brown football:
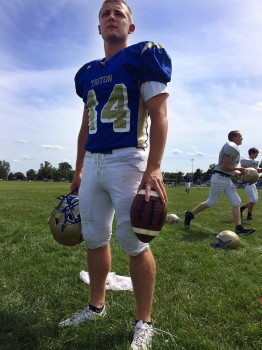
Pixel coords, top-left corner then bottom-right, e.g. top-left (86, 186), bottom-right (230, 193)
top-left (130, 188), bottom-right (167, 243)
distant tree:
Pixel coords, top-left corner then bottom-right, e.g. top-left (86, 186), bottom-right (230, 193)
top-left (58, 162), bottom-right (73, 181)
top-left (193, 168), bottom-right (203, 183)
top-left (163, 171), bottom-right (184, 185)
top-left (163, 172), bottom-right (175, 183)
top-left (175, 171), bottom-right (183, 184)
top-left (0, 160), bottom-right (10, 179)
top-left (37, 161), bottom-right (54, 180)
top-left (67, 170), bottom-right (75, 182)
top-left (8, 172), bottom-right (15, 181)
top-left (203, 163), bottom-right (216, 182)
top-left (52, 169), bottom-right (61, 182)
top-left (58, 162), bottom-right (72, 171)
top-left (26, 169), bottom-right (37, 181)
top-left (14, 172), bottom-right (25, 180)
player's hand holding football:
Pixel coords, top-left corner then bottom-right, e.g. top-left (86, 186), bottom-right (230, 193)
top-left (237, 167), bottom-right (248, 175)
top-left (138, 167), bottom-right (167, 203)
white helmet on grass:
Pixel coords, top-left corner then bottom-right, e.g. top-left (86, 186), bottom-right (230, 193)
top-left (165, 213), bottom-right (180, 224)
top-left (211, 230), bottom-right (240, 249)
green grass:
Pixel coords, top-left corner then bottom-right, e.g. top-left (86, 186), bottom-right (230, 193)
top-left (0, 182), bottom-right (262, 349)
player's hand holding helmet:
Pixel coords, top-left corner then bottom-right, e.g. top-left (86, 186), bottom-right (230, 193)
top-left (48, 191), bottom-right (83, 246)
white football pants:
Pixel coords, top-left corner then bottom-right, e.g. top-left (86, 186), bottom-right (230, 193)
top-left (205, 173), bottom-right (241, 207)
top-left (244, 183), bottom-right (258, 203)
top-left (78, 147), bottom-right (150, 256)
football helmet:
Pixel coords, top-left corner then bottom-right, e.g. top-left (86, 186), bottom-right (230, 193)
top-left (165, 213), bottom-right (180, 224)
top-left (211, 230), bottom-right (240, 249)
top-left (48, 192), bottom-right (83, 246)
top-left (241, 167), bottom-right (259, 184)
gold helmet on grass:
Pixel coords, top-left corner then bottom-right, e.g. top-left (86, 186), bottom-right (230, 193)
top-left (48, 191), bottom-right (83, 246)
top-left (211, 230), bottom-right (240, 250)
top-left (165, 213), bottom-right (180, 224)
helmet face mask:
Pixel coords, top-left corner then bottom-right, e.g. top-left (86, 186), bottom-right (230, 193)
top-left (49, 193), bottom-right (83, 246)
top-left (211, 230), bottom-right (240, 250)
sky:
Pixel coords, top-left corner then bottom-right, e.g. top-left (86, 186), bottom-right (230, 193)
top-left (0, 0), bottom-right (261, 175)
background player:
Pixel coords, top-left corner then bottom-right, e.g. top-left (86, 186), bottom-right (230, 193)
top-left (184, 172), bottom-right (192, 194)
top-left (196, 178), bottom-right (201, 189)
top-left (240, 147), bottom-right (262, 220)
top-left (184, 131), bottom-right (256, 236)
top-left (58, 1), bottom-right (172, 349)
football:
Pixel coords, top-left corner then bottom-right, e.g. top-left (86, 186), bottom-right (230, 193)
top-left (166, 213), bottom-right (180, 224)
top-left (130, 188), bottom-right (167, 243)
top-left (241, 167), bottom-right (259, 184)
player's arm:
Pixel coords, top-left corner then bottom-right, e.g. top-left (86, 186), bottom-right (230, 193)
top-left (71, 107), bottom-right (89, 193)
top-left (138, 93), bottom-right (168, 203)
top-left (221, 155), bottom-right (246, 175)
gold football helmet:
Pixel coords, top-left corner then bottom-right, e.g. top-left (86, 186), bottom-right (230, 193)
top-left (241, 167), bottom-right (259, 184)
top-left (165, 213), bottom-right (180, 224)
top-left (49, 192), bottom-right (83, 246)
top-left (211, 230), bottom-right (240, 249)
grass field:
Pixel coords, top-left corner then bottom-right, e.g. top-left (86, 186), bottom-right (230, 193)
top-left (0, 181), bottom-right (261, 350)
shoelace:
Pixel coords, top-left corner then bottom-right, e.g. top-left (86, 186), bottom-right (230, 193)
top-left (92, 154), bottom-right (106, 174)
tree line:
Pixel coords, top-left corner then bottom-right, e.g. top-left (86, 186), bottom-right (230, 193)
top-left (0, 160), bottom-right (75, 182)
top-left (0, 160), bottom-right (217, 184)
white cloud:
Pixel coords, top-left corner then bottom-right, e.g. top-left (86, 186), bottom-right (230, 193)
top-left (16, 139), bottom-right (29, 144)
top-left (171, 149), bottom-right (183, 155)
top-left (39, 145), bottom-right (66, 150)
top-left (187, 152), bottom-right (207, 157)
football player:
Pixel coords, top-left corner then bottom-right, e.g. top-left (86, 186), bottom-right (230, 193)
top-left (184, 131), bottom-right (256, 236)
top-left (184, 172), bottom-right (192, 194)
top-left (240, 147), bottom-right (262, 220)
top-left (196, 178), bottom-right (201, 189)
top-left (58, 1), bottom-right (172, 349)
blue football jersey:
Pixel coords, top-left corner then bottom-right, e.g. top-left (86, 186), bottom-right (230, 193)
top-left (184, 175), bottom-right (192, 182)
top-left (75, 41), bottom-right (172, 152)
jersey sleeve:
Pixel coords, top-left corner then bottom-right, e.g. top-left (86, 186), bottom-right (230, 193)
top-left (139, 41), bottom-right (172, 84)
top-left (75, 65), bottom-right (85, 98)
top-left (75, 60), bottom-right (98, 98)
top-left (140, 81), bottom-right (169, 101)
top-left (224, 142), bottom-right (239, 157)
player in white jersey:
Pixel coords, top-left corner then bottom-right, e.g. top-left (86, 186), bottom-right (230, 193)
top-left (240, 148), bottom-right (262, 220)
top-left (184, 131), bottom-right (256, 236)
top-left (58, 1), bottom-right (172, 348)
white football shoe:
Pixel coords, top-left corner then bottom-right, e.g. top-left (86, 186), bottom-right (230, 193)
top-left (58, 306), bottom-right (106, 327)
top-left (131, 321), bottom-right (153, 350)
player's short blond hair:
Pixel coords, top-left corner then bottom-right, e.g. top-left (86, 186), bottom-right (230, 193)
top-left (99, 0), bottom-right (133, 23)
